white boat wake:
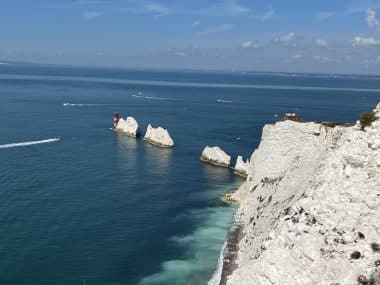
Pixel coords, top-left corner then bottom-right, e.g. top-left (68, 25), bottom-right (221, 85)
top-left (217, 99), bottom-right (233, 103)
top-left (0, 138), bottom-right (60, 149)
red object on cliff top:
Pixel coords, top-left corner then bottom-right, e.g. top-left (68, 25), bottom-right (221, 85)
top-left (113, 112), bottom-right (120, 127)
top-left (283, 113), bottom-right (302, 122)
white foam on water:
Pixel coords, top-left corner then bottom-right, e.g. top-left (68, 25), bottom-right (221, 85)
top-left (132, 94), bottom-right (177, 101)
top-left (0, 138), bottom-right (60, 149)
top-left (217, 99), bottom-right (233, 103)
top-left (217, 99), bottom-right (248, 104)
top-left (208, 242), bottom-right (226, 285)
top-left (63, 103), bottom-right (103, 107)
top-left (138, 183), bottom-right (238, 285)
top-left (63, 102), bottom-right (131, 107)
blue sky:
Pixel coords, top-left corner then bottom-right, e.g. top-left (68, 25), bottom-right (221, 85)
top-left (1, 0), bottom-right (380, 73)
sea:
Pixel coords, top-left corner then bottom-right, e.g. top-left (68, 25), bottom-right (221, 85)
top-left (0, 64), bottom-right (379, 285)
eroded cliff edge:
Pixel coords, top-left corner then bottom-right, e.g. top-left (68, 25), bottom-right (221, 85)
top-left (224, 103), bottom-right (380, 285)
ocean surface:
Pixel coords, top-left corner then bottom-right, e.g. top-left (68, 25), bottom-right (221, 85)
top-left (0, 64), bottom-right (379, 285)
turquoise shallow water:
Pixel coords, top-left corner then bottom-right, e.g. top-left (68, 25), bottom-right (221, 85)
top-left (0, 64), bottom-right (379, 285)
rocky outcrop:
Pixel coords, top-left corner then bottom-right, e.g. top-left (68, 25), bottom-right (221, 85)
top-left (115, 116), bottom-right (140, 137)
top-left (234, 156), bottom-right (250, 177)
top-left (222, 103), bottom-right (380, 285)
top-left (200, 146), bottom-right (231, 167)
top-left (143, 124), bottom-right (174, 148)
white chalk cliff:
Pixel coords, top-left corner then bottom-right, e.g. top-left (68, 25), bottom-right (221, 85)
top-left (234, 156), bottom-right (250, 177)
top-left (224, 103), bottom-right (380, 285)
top-left (115, 116), bottom-right (140, 137)
top-left (144, 124), bottom-right (174, 148)
top-left (200, 146), bottom-right (231, 167)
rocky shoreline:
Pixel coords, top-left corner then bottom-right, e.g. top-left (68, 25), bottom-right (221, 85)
top-left (219, 225), bottom-right (243, 285)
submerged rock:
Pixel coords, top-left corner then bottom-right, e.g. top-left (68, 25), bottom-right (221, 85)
top-left (222, 193), bottom-right (240, 204)
top-left (143, 124), bottom-right (174, 148)
top-left (234, 156), bottom-right (250, 177)
top-left (200, 146), bottom-right (231, 167)
top-left (115, 116), bottom-right (140, 137)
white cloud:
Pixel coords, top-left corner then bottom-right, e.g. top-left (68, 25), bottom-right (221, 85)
top-left (313, 55), bottom-right (337, 63)
top-left (276, 32), bottom-right (296, 44)
top-left (242, 41), bottom-right (253, 48)
top-left (346, 2), bottom-right (380, 14)
top-left (242, 40), bottom-right (260, 49)
top-left (353, 36), bottom-right (380, 46)
top-left (316, 11), bottom-right (335, 20)
top-left (175, 51), bottom-right (186, 57)
top-left (192, 21), bottom-right (200, 27)
top-left (143, 3), bottom-right (169, 15)
top-left (365, 56), bottom-right (380, 63)
top-left (185, 1), bottom-right (249, 17)
top-left (292, 54), bottom-right (304, 60)
top-left (82, 11), bottom-right (103, 19)
top-left (315, 39), bottom-right (328, 48)
top-left (119, 1), bottom-right (249, 17)
top-left (197, 24), bottom-right (233, 35)
top-left (256, 9), bottom-right (275, 21)
top-left (74, 0), bottom-right (103, 5)
top-left (226, 1), bottom-right (249, 16)
top-left (366, 9), bottom-right (379, 28)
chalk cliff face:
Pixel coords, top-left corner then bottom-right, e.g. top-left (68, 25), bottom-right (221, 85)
top-left (200, 146), bottom-right (231, 167)
top-left (144, 124), bottom-right (174, 148)
top-left (115, 116), bottom-right (140, 137)
top-left (226, 103), bottom-right (380, 285)
top-left (234, 156), bottom-right (250, 177)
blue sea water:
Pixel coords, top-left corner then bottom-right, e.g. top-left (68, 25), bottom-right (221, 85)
top-left (0, 64), bottom-right (379, 285)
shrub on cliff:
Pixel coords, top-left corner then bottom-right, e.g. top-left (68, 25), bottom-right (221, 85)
top-left (359, 112), bottom-right (377, 131)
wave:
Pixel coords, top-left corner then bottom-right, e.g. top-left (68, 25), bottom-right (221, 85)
top-left (63, 103), bottom-right (128, 107)
top-left (0, 138), bottom-right (60, 149)
top-left (208, 242), bottom-right (226, 285)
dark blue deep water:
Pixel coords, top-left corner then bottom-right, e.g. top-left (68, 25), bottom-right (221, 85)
top-left (0, 64), bottom-right (379, 285)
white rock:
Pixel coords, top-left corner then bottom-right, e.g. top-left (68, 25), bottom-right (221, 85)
top-left (219, 103), bottom-right (380, 285)
top-left (200, 146), bottom-right (231, 167)
top-left (143, 124), bottom-right (174, 148)
top-left (115, 116), bottom-right (140, 137)
top-left (234, 156), bottom-right (250, 177)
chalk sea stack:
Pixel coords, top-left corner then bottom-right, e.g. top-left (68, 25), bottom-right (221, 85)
top-left (234, 156), bottom-right (250, 177)
top-left (143, 124), bottom-right (174, 148)
top-left (114, 116), bottom-right (140, 137)
top-left (200, 146), bottom-right (231, 167)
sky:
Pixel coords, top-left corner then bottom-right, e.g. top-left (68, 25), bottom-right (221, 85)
top-left (1, 0), bottom-right (380, 74)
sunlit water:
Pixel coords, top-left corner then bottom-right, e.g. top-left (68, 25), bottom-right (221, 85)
top-left (0, 64), bottom-right (379, 285)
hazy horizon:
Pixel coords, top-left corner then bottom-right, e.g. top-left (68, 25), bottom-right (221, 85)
top-left (1, 0), bottom-right (380, 74)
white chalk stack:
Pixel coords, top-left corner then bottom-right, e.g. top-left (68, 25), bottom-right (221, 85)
top-left (115, 116), bottom-right (140, 137)
top-left (200, 146), bottom-right (231, 167)
top-left (143, 124), bottom-right (174, 148)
